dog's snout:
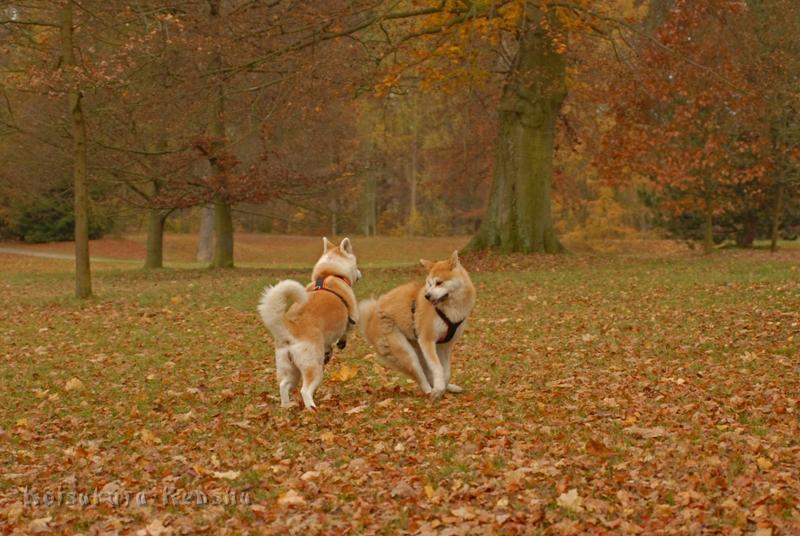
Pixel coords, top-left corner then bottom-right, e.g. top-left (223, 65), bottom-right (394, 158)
top-left (424, 292), bottom-right (432, 301)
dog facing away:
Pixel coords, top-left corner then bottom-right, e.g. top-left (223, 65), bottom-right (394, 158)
top-left (359, 250), bottom-right (475, 399)
top-left (258, 237), bottom-right (361, 409)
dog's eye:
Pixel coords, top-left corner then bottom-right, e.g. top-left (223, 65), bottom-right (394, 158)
top-left (435, 281), bottom-right (442, 286)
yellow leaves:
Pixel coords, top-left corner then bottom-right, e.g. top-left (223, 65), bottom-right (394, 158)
top-left (330, 364), bottom-right (359, 382)
top-left (424, 484), bottom-right (435, 499)
top-left (320, 431), bottom-right (335, 444)
top-left (756, 457), bottom-right (773, 471)
top-left (15, 417), bottom-right (28, 428)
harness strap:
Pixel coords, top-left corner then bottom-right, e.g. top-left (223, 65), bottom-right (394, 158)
top-left (409, 299), bottom-right (463, 344)
top-left (312, 276), bottom-right (356, 325)
top-left (435, 307), bottom-right (464, 344)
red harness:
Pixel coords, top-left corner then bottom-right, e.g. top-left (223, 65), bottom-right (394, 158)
top-left (311, 275), bottom-right (355, 325)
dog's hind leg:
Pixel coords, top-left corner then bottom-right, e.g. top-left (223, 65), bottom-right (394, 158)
top-left (276, 348), bottom-right (299, 408)
top-left (294, 342), bottom-right (324, 410)
top-left (383, 332), bottom-right (432, 395)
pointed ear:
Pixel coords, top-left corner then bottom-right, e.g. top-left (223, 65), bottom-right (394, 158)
top-left (419, 259), bottom-right (433, 271)
top-left (339, 237), bottom-right (353, 255)
top-left (323, 237), bottom-right (334, 253)
top-left (449, 250), bottom-right (460, 268)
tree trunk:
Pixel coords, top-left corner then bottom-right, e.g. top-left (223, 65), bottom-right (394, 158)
top-left (211, 198), bottom-right (233, 268)
top-left (61, 1), bottom-right (91, 298)
top-left (361, 174), bottom-right (377, 236)
top-left (207, 0), bottom-right (234, 269)
top-left (702, 198), bottom-right (714, 254)
top-left (144, 209), bottom-right (168, 269)
top-left (467, 12), bottom-right (566, 253)
top-left (196, 204), bottom-right (214, 261)
top-left (407, 93), bottom-right (419, 237)
top-left (770, 182), bottom-right (784, 252)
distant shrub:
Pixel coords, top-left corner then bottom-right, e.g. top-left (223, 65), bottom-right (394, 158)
top-left (8, 192), bottom-right (106, 243)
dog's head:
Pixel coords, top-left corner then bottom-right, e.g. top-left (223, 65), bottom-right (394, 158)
top-left (420, 250), bottom-right (470, 305)
top-left (312, 237), bottom-right (361, 285)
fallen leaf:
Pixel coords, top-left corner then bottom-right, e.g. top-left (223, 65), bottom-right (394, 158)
top-left (586, 438), bottom-right (615, 458)
top-left (211, 470), bottom-right (240, 480)
top-left (346, 404), bottom-right (368, 414)
top-left (28, 516), bottom-right (52, 533)
top-left (756, 457), bottom-right (773, 471)
top-left (65, 377), bottom-right (84, 391)
top-left (557, 488), bottom-right (584, 512)
top-left (331, 364), bottom-right (359, 382)
top-left (277, 489), bottom-right (305, 507)
top-left (624, 426), bottom-right (666, 439)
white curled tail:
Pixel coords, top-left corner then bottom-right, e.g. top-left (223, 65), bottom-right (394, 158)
top-left (257, 280), bottom-right (308, 342)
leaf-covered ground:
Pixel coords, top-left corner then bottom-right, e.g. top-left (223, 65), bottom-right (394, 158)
top-left (1, 241), bottom-right (799, 535)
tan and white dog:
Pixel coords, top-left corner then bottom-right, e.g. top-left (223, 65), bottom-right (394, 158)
top-left (359, 250), bottom-right (475, 399)
top-left (258, 237), bottom-right (360, 409)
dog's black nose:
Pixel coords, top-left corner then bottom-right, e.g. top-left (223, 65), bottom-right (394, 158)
top-left (425, 293), bottom-right (432, 300)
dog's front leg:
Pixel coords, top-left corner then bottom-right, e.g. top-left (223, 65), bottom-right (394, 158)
top-left (418, 339), bottom-right (446, 399)
top-left (439, 344), bottom-right (463, 393)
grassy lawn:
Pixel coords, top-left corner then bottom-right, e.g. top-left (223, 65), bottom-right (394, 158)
top-left (1, 237), bottom-right (799, 534)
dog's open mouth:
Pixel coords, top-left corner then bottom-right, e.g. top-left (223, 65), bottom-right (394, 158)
top-left (428, 293), bottom-right (449, 305)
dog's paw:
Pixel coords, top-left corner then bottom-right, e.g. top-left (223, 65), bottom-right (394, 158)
top-left (430, 387), bottom-right (445, 400)
top-left (446, 383), bottom-right (464, 394)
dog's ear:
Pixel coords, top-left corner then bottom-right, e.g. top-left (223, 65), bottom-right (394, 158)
top-left (449, 250), bottom-right (460, 268)
top-left (323, 237), bottom-right (335, 253)
top-left (419, 259), bottom-right (433, 271)
top-left (339, 237), bottom-right (353, 255)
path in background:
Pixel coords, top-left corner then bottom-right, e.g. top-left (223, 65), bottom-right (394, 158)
top-left (0, 234), bottom-right (471, 267)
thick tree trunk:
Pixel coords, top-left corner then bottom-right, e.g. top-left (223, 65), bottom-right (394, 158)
top-left (196, 204), bottom-right (214, 261)
top-left (770, 182), bottom-right (784, 252)
top-left (211, 198), bottom-right (233, 268)
top-left (61, 1), bottom-right (91, 298)
top-left (467, 13), bottom-right (566, 253)
top-left (207, 0), bottom-right (234, 269)
top-left (144, 209), bottom-right (168, 269)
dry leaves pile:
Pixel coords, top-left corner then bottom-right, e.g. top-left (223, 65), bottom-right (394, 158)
top-left (0, 248), bottom-right (798, 534)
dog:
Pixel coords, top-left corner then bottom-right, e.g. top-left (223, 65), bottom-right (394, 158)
top-left (359, 250), bottom-right (475, 399)
top-left (258, 237), bottom-right (361, 409)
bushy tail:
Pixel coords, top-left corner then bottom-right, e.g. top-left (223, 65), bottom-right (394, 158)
top-left (357, 298), bottom-right (378, 340)
top-left (257, 280), bottom-right (308, 342)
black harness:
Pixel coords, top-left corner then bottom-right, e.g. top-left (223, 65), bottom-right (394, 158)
top-left (312, 276), bottom-right (356, 326)
top-left (411, 300), bottom-right (464, 344)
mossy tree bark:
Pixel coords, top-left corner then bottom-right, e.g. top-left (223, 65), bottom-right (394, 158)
top-left (467, 11), bottom-right (566, 254)
top-left (61, 0), bottom-right (92, 298)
